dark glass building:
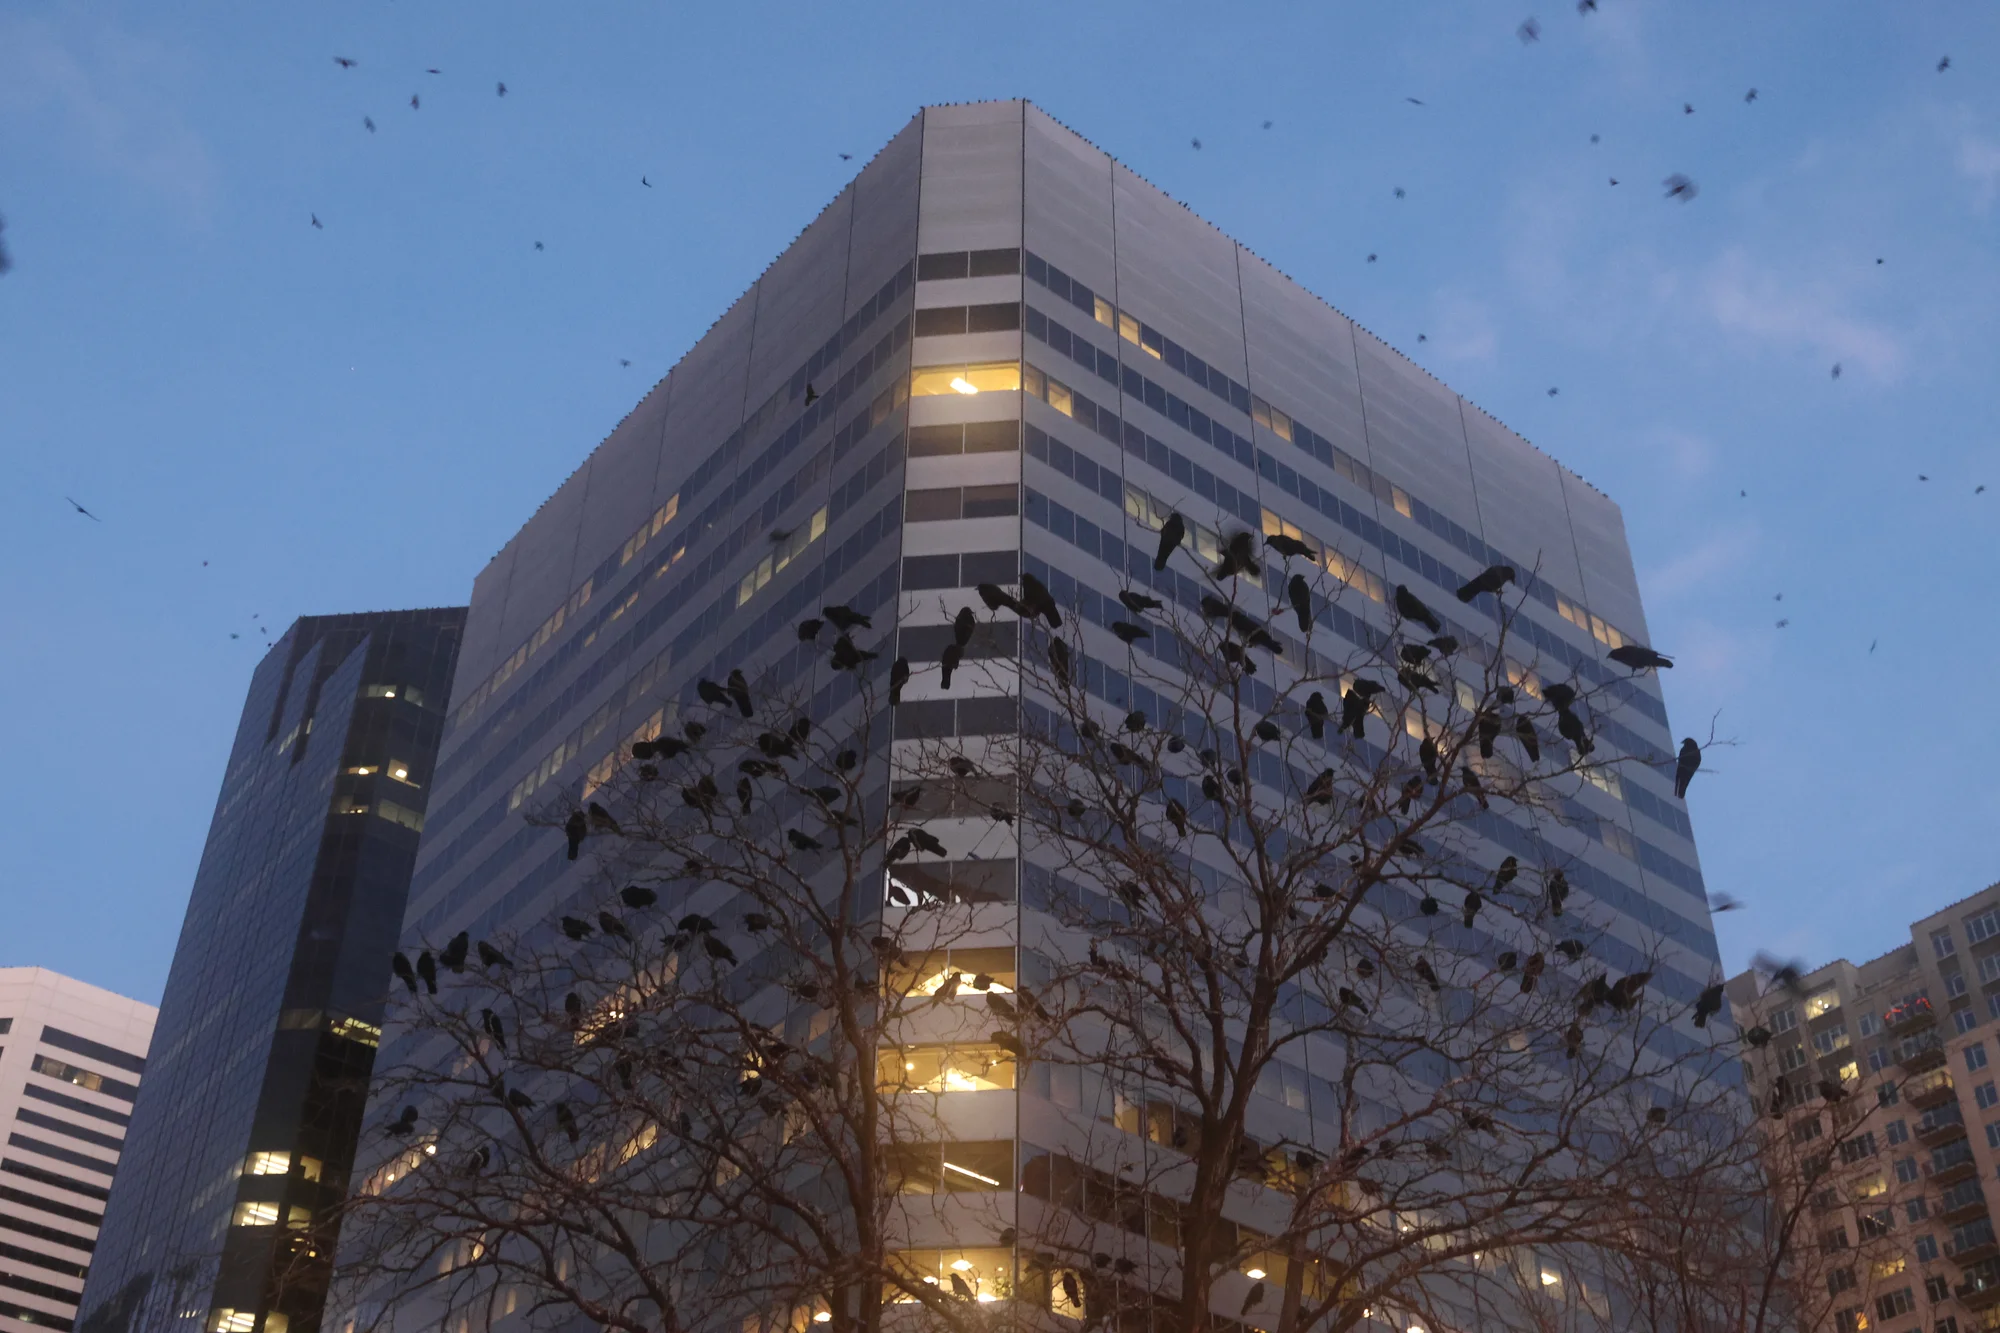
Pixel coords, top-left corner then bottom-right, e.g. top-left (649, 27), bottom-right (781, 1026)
top-left (331, 101), bottom-right (1726, 1332)
top-left (76, 609), bottom-right (466, 1333)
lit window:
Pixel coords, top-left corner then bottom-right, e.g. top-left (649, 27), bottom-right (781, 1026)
top-left (1093, 296), bottom-right (1114, 328)
top-left (298, 1156), bottom-right (323, 1182)
top-left (386, 760), bottom-right (416, 785)
top-left (245, 1152), bottom-right (290, 1176)
top-left (1805, 989), bottom-right (1842, 1019)
top-left (878, 1045), bottom-right (1017, 1093)
top-left (32, 1054), bottom-right (105, 1094)
top-left (209, 1312), bottom-right (256, 1333)
top-left (1117, 312), bottom-right (1139, 345)
top-left (266, 1317), bottom-right (290, 1333)
top-left (911, 362), bottom-right (1020, 397)
top-left (233, 1201), bottom-right (281, 1227)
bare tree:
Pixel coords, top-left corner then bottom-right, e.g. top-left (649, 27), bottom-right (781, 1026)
top-left (315, 508), bottom-right (1768, 1333)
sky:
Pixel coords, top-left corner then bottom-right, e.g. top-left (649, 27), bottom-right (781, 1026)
top-left (3, 1), bottom-right (1996, 1006)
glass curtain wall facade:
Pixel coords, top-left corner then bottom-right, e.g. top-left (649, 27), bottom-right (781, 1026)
top-left (331, 101), bottom-right (1721, 1331)
top-left (76, 609), bottom-right (467, 1333)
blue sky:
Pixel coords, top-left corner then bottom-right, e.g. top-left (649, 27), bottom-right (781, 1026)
top-left (4, 1), bottom-right (1996, 1005)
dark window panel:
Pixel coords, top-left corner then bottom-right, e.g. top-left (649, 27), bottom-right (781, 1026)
top-left (908, 425), bottom-right (964, 457)
top-left (917, 252), bottom-right (970, 281)
top-left (960, 485), bottom-right (1019, 519)
top-left (966, 302), bottom-right (1022, 333)
top-left (960, 551), bottom-right (1020, 585)
top-left (905, 489), bottom-right (963, 523)
top-left (962, 421), bottom-right (1019, 453)
top-left (968, 248), bottom-right (1021, 277)
top-left (901, 555), bottom-right (961, 589)
top-left (915, 306), bottom-right (969, 337)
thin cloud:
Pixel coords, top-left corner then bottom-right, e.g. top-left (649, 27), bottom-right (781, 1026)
top-left (1427, 291), bottom-right (1499, 363)
top-left (0, 16), bottom-right (217, 221)
top-left (1643, 524), bottom-right (1759, 602)
top-left (1698, 247), bottom-right (1905, 381)
top-left (1958, 132), bottom-right (2000, 211)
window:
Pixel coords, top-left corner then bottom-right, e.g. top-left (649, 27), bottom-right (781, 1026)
top-left (1938, 928), bottom-right (1960, 958)
top-left (1916, 1234), bottom-right (1941, 1263)
top-left (1792, 1116), bottom-right (1825, 1145)
top-left (1981, 954), bottom-right (2000, 985)
top-left (31, 1054), bottom-right (138, 1101)
top-left (913, 302), bottom-right (1022, 337)
top-left (1859, 1012), bottom-right (1882, 1038)
top-left (883, 1141), bottom-right (1017, 1193)
top-left (1821, 1224), bottom-right (1850, 1253)
top-left (209, 1313), bottom-right (256, 1333)
top-left (892, 949), bottom-right (1019, 1001)
top-left (1874, 1256), bottom-right (1909, 1280)
top-left (1888, 1119), bottom-right (1910, 1145)
top-left (1925, 1274), bottom-right (1950, 1303)
top-left (1772, 1007), bottom-right (1800, 1033)
top-left (1881, 1081), bottom-right (1903, 1106)
top-left (1971, 907), bottom-right (2000, 945)
top-left (1987, 991), bottom-right (2000, 1021)
top-left (1950, 971), bottom-right (1971, 997)
top-left (1840, 1132), bottom-right (1879, 1164)
top-left (1779, 1045), bottom-right (1809, 1072)
top-left (1990, 1122), bottom-right (2000, 1150)
top-left (1897, 1156), bottom-right (1921, 1183)
top-left (1977, 1081), bottom-right (1998, 1110)
top-left (1876, 1288), bottom-right (1915, 1320)
top-left (1855, 1176), bottom-right (1890, 1204)
top-left (1968, 1043), bottom-right (1989, 1072)
top-left (1959, 1008), bottom-right (1981, 1034)
top-left (916, 247), bottom-right (1020, 280)
top-left (1858, 1207), bottom-right (1894, 1238)
top-left (1815, 1025), bottom-right (1852, 1056)
top-left (232, 1201), bottom-right (279, 1227)
top-left (1807, 990), bottom-right (1843, 1019)
top-left (878, 1044), bottom-right (1017, 1093)
top-left (0, 1018), bottom-right (10, 1034)
top-left (244, 1152), bottom-right (290, 1176)
top-left (1870, 1048), bottom-right (1890, 1073)
top-left (1942, 1317), bottom-right (1963, 1333)
top-left (1827, 1267), bottom-right (1856, 1296)
top-left (736, 506), bottom-right (829, 604)
top-left (908, 421), bottom-right (1019, 456)
top-left (1909, 1197), bottom-right (1930, 1222)
top-left (911, 361), bottom-right (1022, 398)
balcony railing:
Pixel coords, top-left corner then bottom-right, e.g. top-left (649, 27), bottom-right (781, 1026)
top-left (1960, 1275), bottom-right (2000, 1311)
top-left (1930, 1157), bottom-right (1980, 1188)
top-left (1908, 1070), bottom-right (1959, 1109)
top-left (1900, 1036), bottom-right (1950, 1073)
top-left (1954, 1235), bottom-right (2000, 1268)
top-left (1886, 998), bottom-right (1937, 1035)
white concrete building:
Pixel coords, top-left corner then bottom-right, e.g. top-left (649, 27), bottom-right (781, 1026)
top-left (0, 969), bottom-right (157, 1333)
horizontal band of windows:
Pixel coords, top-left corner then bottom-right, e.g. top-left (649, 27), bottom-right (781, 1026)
top-left (900, 549), bottom-right (1019, 591)
top-left (891, 696), bottom-right (1017, 740)
top-left (1, 1159), bottom-right (111, 1203)
top-left (36, 1028), bottom-right (145, 1076)
top-left (911, 362), bottom-right (1019, 398)
top-left (13, 1112), bottom-right (121, 1156)
top-left (0, 1297), bottom-right (75, 1333)
top-left (905, 485), bottom-right (1019, 523)
top-left (909, 422), bottom-right (1019, 457)
top-left (1016, 540), bottom-right (1718, 965)
top-left (19, 1084), bottom-right (130, 1128)
top-left (913, 303), bottom-right (1020, 337)
top-left (881, 1140), bottom-right (1015, 1192)
top-left (448, 270), bottom-right (914, 733)
top-left (887, 858), bottom-right (1017, 907)
top-left (897, 620), bottom-right (1016, 661)
top-left (0, 1213), bottom-right (94, 1256)
top-left (0, 1269), bottom-right (82, 1306)
top-left (1026, 298), bottom-right (1666, 731)
top-left (7, 1136), bottom-right (115, 1179)
top-left (29, 1056), bottom-right (137, 1103)
top-left (916, 248), bottom-right (1021, 281)
top-left (0, 1238), bottom-right (88, 1281)
top-left (0, 1184), bottom-right (102, 1229)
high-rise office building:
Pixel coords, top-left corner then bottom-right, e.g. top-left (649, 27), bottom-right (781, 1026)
top-left (1728, 880), bottom-right (2000, 1333)
top-left (337, 100), bottom-right (1721, 1329)
top-left (0, 969), bottom-right (156, 1333)
top-left (76, 610), bottom-right (466, 1333)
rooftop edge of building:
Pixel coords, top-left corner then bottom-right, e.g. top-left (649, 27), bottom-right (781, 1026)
top-left (486, 97), bottom-right (1614, 570)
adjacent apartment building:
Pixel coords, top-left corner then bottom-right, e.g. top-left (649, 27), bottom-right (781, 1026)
top-left (1729, 880), bottom-right (2000, 1333)
top-left (74, 610), bottom-right (465, 1333)
top-left (330, 100), bottom-right (1722, 1331)
top-left (0, 968), bottom-right (157, 1333)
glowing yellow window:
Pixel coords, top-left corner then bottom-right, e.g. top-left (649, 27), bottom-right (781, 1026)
top-left (893, 948), bottom-right (1019, 999)
top-left (878, 1044), bottom-right (1017, 1092)
top-left (911, 362), bottom-right (1021, 397)
top-left (244, 1152), bottom-right (290, 1177)
top-left (233, 1201), bottom-right (281, 1227)
top-left (1805, 989), bottom-right (1841, 1019)
top-left (208, 1312), bottom-right (257, 1333)
top-left (298, 1156), bottom-right (324, 1182)
top-left (1093, 296), bottom-right (1115, 328)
